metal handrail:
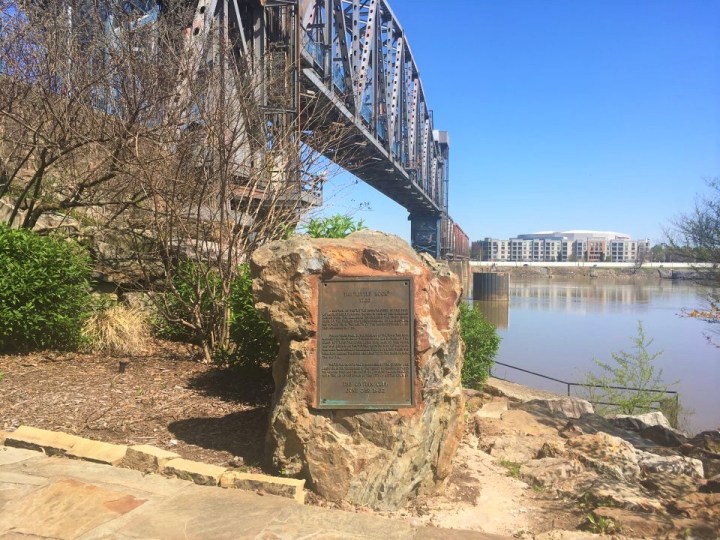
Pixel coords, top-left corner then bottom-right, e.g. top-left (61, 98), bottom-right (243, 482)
top-left (491, 360), bottom-right (679, 422)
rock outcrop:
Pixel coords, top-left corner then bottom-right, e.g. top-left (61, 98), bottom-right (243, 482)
top-left (251, 231), bottom-right (465, 511)
top-left (472, 382), bottom-right (720, 538)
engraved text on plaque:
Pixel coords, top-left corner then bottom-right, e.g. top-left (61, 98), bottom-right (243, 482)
top-left (317, 278), bottom-right (414, 409)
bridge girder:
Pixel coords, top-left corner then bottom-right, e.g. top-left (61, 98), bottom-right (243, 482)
top-left (298, 0), bottom-right (448, 218)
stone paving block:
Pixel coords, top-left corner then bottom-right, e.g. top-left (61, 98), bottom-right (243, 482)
top-left (162, 458), bottom-right (226, 486)
top-left (121, 445), bottom-right (180, 473)
top-left (66, 438), bottom-right (127, 466)
top-left (0, 447), bottom-right (42, 466)
top-left (220, 471), bottom-right (306, 504)
top-left (0, 471), bottom-right (49, 486)
top-left (0, 478), bottom-right (146, 539)
top-left (4, 426), bottom-right (81, 456)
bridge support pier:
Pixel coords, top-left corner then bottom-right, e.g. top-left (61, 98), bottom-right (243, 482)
top-left (409, 213), bottom-right (441, 259)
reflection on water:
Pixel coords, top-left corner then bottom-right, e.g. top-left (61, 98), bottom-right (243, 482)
top-left (480, 278), bottom-right (719, 434)
top-left (510, 281), bottom-right (651, 310)
top-left (474, 300), bottom-right (509, 329)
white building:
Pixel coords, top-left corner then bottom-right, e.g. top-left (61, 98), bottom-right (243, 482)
top-left (474, 231), bottom-right (650, 262)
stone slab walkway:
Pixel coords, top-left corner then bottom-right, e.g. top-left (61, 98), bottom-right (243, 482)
top-left (0, 446), bottom-right (506, 540)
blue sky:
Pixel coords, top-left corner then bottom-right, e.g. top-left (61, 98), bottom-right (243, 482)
top-left (317, 0), bottom-right (720, 244)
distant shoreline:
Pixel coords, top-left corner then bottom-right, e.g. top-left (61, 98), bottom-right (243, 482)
top-left (468, 262), bottom-right (703, 281)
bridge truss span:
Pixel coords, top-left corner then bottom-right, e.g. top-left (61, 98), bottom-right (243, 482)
top-left (298, 0), bottom-right (468, 259)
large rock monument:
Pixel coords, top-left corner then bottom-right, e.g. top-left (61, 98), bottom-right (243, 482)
top-left (251, 231), bottom-right (465, 510)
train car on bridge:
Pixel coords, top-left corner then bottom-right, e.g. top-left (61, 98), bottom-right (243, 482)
top-left (441, 216), bottom-right (470, 260)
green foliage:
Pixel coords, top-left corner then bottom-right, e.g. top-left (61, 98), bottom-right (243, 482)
top-left (227, 264), bottom-right (278, 370)
top-left (584, 514), bottom-right (620, 534)
top-left (459, 302), bottom-right (500, 389)
top-left (499, 459), bottom-right (521, 479)
top-left (154, 261), bottom-right (278, 370)
top-left (0, 224), bottom-right (92, 351)
top-left (305, 214), bottom-right (365, 239)
top-left (584, 321), bottom-right (676, 417)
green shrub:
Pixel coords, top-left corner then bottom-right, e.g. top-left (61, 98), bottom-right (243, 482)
top-left (583, 321), bottom-right (677, 419)
top-left (0, 224), bottom-right (92, 351)
top-left (153, 261), bottom-right (278, 370)
top-left (227, 263), bottom-right (278, 369)
top-left (305, 214), bottom-right (365, 239)
top-left (459, 302), bottom-right (500, 388)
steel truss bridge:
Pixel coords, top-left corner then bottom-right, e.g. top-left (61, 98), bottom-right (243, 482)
top-left (99, 0), bottom-right (470, 259)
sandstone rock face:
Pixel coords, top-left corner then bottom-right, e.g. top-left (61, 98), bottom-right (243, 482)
top-left (251, 231), bottom-right (464, 511)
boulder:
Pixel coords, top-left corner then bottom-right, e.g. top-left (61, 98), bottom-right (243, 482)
top-left (251, 231), bottom-right (465, 511)
top-left (487, 435), bottom-right (551, 464)
top-left (700, 474), bottom-right (720, 494)
top-left (639, 424), bottom-right (686, 447)
top-left (611, 412), bottom-right (688, 448)
top-left (565, 432), bottom-right (641, 481)
top-left (681, 431), bottom-right (720, 479)
top-left (592, 507), bottom-right (717, 539)
top-left (519, 397), bottom-right (594, 420)
top-left (612, 411), bottom-right (673, 431)
top-left (536, 440), bottom-right (567, 459)
top-left (484, 378), bottom-right (570, 403)
top-left (519, 458), bottom-right (584, 488)
top-left (463, 388), bottom-right (490, 414)
top-left (583, 480), bottom-right (665, 513)
top-left (640, 474), bottom-right (699, 502)
top-left (689, 430), bottom-right (720, 454)
top-left (572, 413), bottom-right (654, 449)
top-left (636, 452), bottom-right (704, 479)
top-left (668, 492), bottom-right (720, 522)
top-left (473, 398), bottom-right (508, 419)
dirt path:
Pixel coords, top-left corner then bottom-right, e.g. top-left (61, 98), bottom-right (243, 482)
top-left (419, 434), bottom-right (537, 535)
top-left (380, 431), bottom-right (583, 538)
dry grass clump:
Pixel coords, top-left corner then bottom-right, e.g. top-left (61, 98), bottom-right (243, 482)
top-left (82, 304), bottom-right (150, 356)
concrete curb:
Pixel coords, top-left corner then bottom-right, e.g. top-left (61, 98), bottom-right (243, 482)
top-left (2, 425), bottom-right (305, 503)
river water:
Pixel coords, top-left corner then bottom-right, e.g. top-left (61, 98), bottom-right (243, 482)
top-left (473, 278), bottom-right (720, 434)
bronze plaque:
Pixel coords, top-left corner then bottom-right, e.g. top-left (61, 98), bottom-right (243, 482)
top-left (317, 277), bottom-right (414, 409)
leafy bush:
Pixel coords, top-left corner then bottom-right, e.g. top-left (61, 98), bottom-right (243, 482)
top-left (227, 263), bottom-right (278, 369)
top-left (0, 224), bottom-right (92, 351)
top-left (584, 321), bottom-right (676, 418)
top-left (153, 261), bottom-right (278, 370)
top-left (459, 302), bottom-right (500, 388)
top-left (305, 214), bottom-right (365, 239)
top-left (82, 300), bottom-right (150, 356)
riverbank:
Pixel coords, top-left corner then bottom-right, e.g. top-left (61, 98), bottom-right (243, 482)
top-left (471, 264), bottom-right (703, 281)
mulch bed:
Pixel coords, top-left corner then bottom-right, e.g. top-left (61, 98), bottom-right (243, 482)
top-left (0, 339), bottom-right (273, 471)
